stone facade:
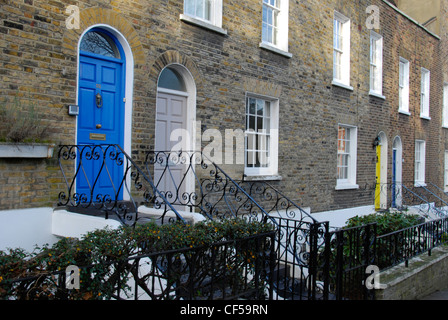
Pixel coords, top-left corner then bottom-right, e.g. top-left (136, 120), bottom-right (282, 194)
top-left (0, 0), bottom-right (446, 215)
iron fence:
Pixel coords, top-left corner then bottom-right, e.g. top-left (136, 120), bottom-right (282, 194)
top-left (54, 145), bottom-right (448, 301)
top-left (375, 182), bottom-right (448, 219)
top-left (324, 223), bottom-right (377, 300)
top-left (267, 217), bottom-right (328, 300)
top-left (0, 232), bottom-right (275, 300)
top-left (376, 216), bottom-right (448, 270)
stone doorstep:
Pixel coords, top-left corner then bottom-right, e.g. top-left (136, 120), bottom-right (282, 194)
top-left (376, 245), bottom-right (448, 299)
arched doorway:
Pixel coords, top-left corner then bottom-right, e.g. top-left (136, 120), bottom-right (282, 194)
top-left (154, 64), bottom-right (197, 208)
top-left (76, 26), bottom-right (133, 201)
top-left (375, 132), bottom-right (388, 210)
top-left (392, 136), bottom-right (403, 207)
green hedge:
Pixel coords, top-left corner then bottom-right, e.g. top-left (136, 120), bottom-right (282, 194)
top-left (344, 210), bottom-right (423, 235)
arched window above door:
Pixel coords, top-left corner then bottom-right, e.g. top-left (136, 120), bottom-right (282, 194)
top-left (158, 67), bottom-right (187, 92)
top-left (80, 30), bottom-right (121, 59)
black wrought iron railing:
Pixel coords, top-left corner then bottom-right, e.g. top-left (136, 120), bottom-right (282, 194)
top-left (57, 146), bottom-right (320, 226)
top-left (142, 149), bottom-right (279, 223)
top-left (56, 144), bottom-right (333, 300)
top-left (57, 144), bottom-right (188, 226)
top-left (376, 216), bottom-right (448, 270)
top-left (316, 223), bottom-right (377, 300)
top-left (58, 145), bottom-right (448, 300)
top-left (375, 181), bottom-right (448, 219)
top-left (0, 232), bottom-right (276, 300)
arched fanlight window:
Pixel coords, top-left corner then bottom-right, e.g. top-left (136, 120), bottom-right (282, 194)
top-left (158, 67), bottom-right (187, 92)
top-left (80, 30), bottom-right (121, 59)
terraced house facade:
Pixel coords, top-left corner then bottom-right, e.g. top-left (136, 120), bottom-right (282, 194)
top-left (1, 0), bottom-right (448, 240)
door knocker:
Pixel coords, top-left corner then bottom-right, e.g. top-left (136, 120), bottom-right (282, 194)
top-left (96, 93), bottom-right (103, 108)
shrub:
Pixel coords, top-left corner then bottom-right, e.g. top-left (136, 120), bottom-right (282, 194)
top-left (0, 96), bottom-right (49, 143)
top-left (344, 210), bottom-right (423, 235)
top-left (0, 219), bottom-right (274, 300)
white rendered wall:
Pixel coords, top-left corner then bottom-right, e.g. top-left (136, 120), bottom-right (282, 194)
top-left (0, 207), bottom-right (59, 252)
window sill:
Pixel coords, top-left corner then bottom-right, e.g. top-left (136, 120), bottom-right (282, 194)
top-left (180, 14), bottom-right (227, 35)
top-left (335, 182), bottom-right (359, 190)
top-left (420, 114), bottom-right (431, 120)
top-left (331, 80), bottom-right (354, 91)
top-left (414, 182), bottom-right (427, 187)
top-left (243, 174), bottom-right (283, 181)
top-left (369, 91), bottom-right (386, 100)
top-left (259, 42), bottom-right (293, 58)
top-left (399, 110), bottom-right (411, 116)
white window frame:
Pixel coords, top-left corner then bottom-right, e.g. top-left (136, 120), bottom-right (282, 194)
top-left (181, 0), bottom-right (227, 35)
top-left (336, 124), bottom-right (358, 190)
top-left (443, 83), bottom-right (448, 128)
top-left (369, 31), bottom-right (384, 98)
top-left (445, 151), bottom-right (448, 192)
top-left (260, 0), bottom-right (291, 58)
top-left (244, 94), bottom-right (279, 177)
top-left (414, 140), bottom-right (426, 186)
top-left (420, 68), bottom-right (430, 119)
top-left (398, 57), bottom-right (410, 115)
top-left (332, 11), bottom-right (352, 90)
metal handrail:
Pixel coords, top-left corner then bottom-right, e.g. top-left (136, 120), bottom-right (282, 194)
top-left (57, 144), bottom-right (187, 225)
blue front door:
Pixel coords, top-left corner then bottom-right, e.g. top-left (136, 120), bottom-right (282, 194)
top-left (76, 31), bottom-right (125, 202)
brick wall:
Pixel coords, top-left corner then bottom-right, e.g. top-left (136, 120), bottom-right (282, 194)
top-left (375, 246), bottom-right (448, 300)
top-left (0, 0), bottom-right (445, 214)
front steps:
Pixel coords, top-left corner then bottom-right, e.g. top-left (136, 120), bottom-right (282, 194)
top-left (52, 208), bottom-right (122, 238)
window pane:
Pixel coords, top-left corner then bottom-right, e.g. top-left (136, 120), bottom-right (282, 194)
top-left (158, 67), bottom-right (187, 91)
top-left (185, 0), bottom-right (211, 21)
top-left (246, 133), bottom-right (255, 151)
top-left (257, 117), bottom-right (263, 131)
top-left (333, 19), bottom-right (343, 51)
top-left (80, 31), bottom-right (120, 59)
top-left (245, 97), bottom-right (273, 170)
top-left (273, 12), bottom-right (279, 44)
top-left (371, 65), bottom-right (378, 91)
top-left (262, 3), bottom-right (279, 45)
top-left (246, 150), bottom-right (255, 167)
top-left (265, 102), bottom-right (271, 116)
top-left (338, 165), bottom-right (348, 180)
top-left (337, 126), bottom-right (352, 181)
top-left (399, 62), bottom-right (404, 87)
top-left (185, 0), bottom-right (195, 16)
top-left (249, 115), bottom-right (256, 131)
top-left (264, 116), bottom-right (270, 131)
top-left (248, 98), bottom-right (256, 115)
top-left (256, 99), bottom-right (264, 116)
top-left (333, 51), bottom-right (342, 80)
top-left (258, 151), bottom-right (269, 167)
top-left (196, 0), bottom-right (204, 18)
top-left (370, 39), bottom-right (377, 65)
